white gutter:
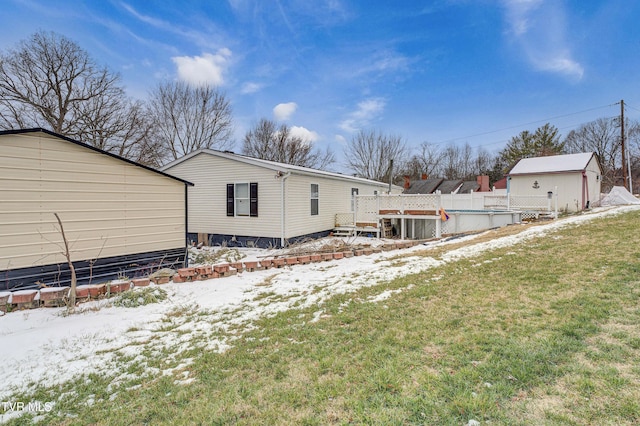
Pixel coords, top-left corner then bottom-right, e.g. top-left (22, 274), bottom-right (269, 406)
top-left (280, 171), bottom-right (291, 247)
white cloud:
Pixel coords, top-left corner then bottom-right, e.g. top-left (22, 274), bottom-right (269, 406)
top-left (502, 0), bottom-right (583, 80)
top-left (273, 102), bottom-right (298, 121)
top-left (172, 48), bottom-right (232, 86)
top-left (290, 126), bottom-right (319, 142)
top-left (339, 98), bottom-right (386, 132)
top-left (241, 82), bottom-right (264, 94)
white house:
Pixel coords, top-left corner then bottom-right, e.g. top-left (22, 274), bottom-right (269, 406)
top-left (0, 128), bottom-right (192, 290)
top-left (161, 149), bottom-right (396, 247)
top-left (508, 152), bottom-right (602, 212)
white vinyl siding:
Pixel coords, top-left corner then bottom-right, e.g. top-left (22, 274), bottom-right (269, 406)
top-left (162, 150), bottom-right (391, 242)
top-left (509, 155), bottom-right (602, 212)
top-left (165, 153), bottom-right (282, 238)
top-left (0, 133), bottom-right (186, 270)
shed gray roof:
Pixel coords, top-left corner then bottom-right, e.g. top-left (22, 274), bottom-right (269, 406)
top-left (509, 152), bottom-right (599, 175)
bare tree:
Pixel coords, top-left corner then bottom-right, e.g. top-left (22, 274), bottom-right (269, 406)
top-left (242, 118), bottom-right (334, 169)
top-left (345, 130), bottom-right (409, 182)
top-left (73, 96), bottom-right (164, 167)
top-left (0, 31), bottom-right (121, 137)
top-left (564, 118), bottom-right (620, 190)
top-left (148, 81), bottom-right (234, 162)
top-left (404, 141), bottom-right (444, 179)
top-left (53, 213), bottom-right (77, 310)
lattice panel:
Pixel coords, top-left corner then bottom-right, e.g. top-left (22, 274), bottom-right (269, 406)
top-left (509, 195), bottom-right (550, 210)
top-left (403, 194), bottom-right (439, 211)
top-left (335, 213), bottom-right (355, 227)
top-left (483, 195), bottom-right (508, 209)
top-left (355, 196), bottom-right (378, 223)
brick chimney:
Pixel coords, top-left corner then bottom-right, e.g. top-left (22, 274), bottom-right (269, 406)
top-left (477, 175), bottom-right (490, 192)
top-left (403, 175), bottom-right (411, 190)
top-left (421, 173), bottom-right (428, 180)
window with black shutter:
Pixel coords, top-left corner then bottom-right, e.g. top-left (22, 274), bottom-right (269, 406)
top-left (250, 182), bottom-right (258, 217)
top-left (311, 183), bottom-right (319, 216)
top-left (227, 182), bottom-right (258, 217)
top-left (226, 184), bottom-right (234, 216)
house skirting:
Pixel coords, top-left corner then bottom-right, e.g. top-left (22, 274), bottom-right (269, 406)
top-left (0, 248), bottom-right (187, 291)
top-left (189, 230), bottom-right (333, 249)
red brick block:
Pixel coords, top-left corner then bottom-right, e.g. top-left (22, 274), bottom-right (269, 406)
top-left (214, 264), bottom-right (230, 274)
top-left (151, 276), bottom-right (171, 285)
top-left (321, 253), bottom-right (333, 261)
top-left (285, 256), bottom-right (299, 265)
top-left (229, 262), bottom-right (244, 272)
top-left (39, 287), bottom-right (69, 307)
top-left (243, 261), bottom-right (260, 271)
top-left (332, 252), bottom-right (344, 260)
top-left (172, 274), bottom-right (187, 283)
top-left (310, 254), bottom-right (322, 263)
top-left (10, 290), bottom-right (38, 309)
top-left (74, 285), bottom-right (91, 300)
top-left (342, 251), bottom-right (354, 258)
top-left (259, 259), bottom-right (273, 269)
top-left (178, 267), bottom-right (197, 278)
top-left (132, 278), bottom-right (150, 287)
top-left (297, 255), bottom-right (311, 264)
top-left (0, 291), bottom-right (10, 312)
top-left (88, 284), bottom-right (107, 298)
top-left (109, 280), bottom-right (131, 294)
top-left (272, 258), bottom-right (285, 268)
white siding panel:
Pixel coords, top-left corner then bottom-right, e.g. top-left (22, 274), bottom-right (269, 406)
top-left (164, 153), bottom-right (282, 238)
top-left (284, 175), bottom-right (385, 238)
top-left (0, 133), bottom-right (186, 269)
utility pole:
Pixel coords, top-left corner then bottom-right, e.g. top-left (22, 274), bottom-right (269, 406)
top-left (621, 99), bottom-right (628, 190)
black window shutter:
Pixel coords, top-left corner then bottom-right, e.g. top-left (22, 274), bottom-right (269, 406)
top-left (250, 182), bottom-right (258, 217)
top-left (226, 184), bottom-right (234, 217)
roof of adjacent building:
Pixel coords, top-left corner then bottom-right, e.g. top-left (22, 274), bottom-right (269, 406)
top-left (509, 152), bottom-right (600, 175)
top-left (162, 148), bottom-right (394, 188)
top-left (458, 181), bottom-right (481, 194)
top-left (0, 128), bottom-right (193, 186)
top-left (404, 178), bottom-right (444, 194)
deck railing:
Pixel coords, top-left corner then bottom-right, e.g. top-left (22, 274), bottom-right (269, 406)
top-left (336, 192), bottom-right (555, 229)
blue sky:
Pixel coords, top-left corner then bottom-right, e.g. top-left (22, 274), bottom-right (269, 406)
top-left (2, 0), bottom-right (639, 172)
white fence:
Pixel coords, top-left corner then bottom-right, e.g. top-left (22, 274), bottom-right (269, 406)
top-left (336, 192), bottom-right (556, 228)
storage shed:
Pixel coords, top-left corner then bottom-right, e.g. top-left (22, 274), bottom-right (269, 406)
top-left (0, 129), bottom-right (192, 290)
top-left (508, 152), bottom-right (602, 212)
top-left (161, 149), bottom-right (394, 247)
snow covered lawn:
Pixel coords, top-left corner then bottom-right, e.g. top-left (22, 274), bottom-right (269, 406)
top-left (1, 205), bottom-right (638, 422)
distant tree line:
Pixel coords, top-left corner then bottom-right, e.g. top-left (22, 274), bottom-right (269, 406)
top-left (1, 31), bottom-right (638, 191)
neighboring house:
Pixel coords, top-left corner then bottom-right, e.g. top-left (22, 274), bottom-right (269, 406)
top-left (403, 175), bottom-right (490, 194)
top-left (0, 129), bottom-right (192, 290)
top-left (508, 152), bottom-right (602, 212)
top-left (161, 149), bottom-right (395, 247)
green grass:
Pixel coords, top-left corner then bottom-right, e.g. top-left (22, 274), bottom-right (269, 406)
top-left (5, 210), bottom-right (640, 425)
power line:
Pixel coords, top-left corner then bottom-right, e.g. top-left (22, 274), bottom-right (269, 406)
top-left (434, 115), bottom-right (620, 151)
top-left (431, 103), bottom-right (614, 147)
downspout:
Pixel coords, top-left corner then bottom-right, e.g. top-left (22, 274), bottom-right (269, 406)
top-left (280, 172), bottom-right (291, 248)
top-left (184, 184), bottom-right (189, 267)
top-left (582, 171), bottom-right (589, 210)
top-left (506, 176), bottom-right (511, 210)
